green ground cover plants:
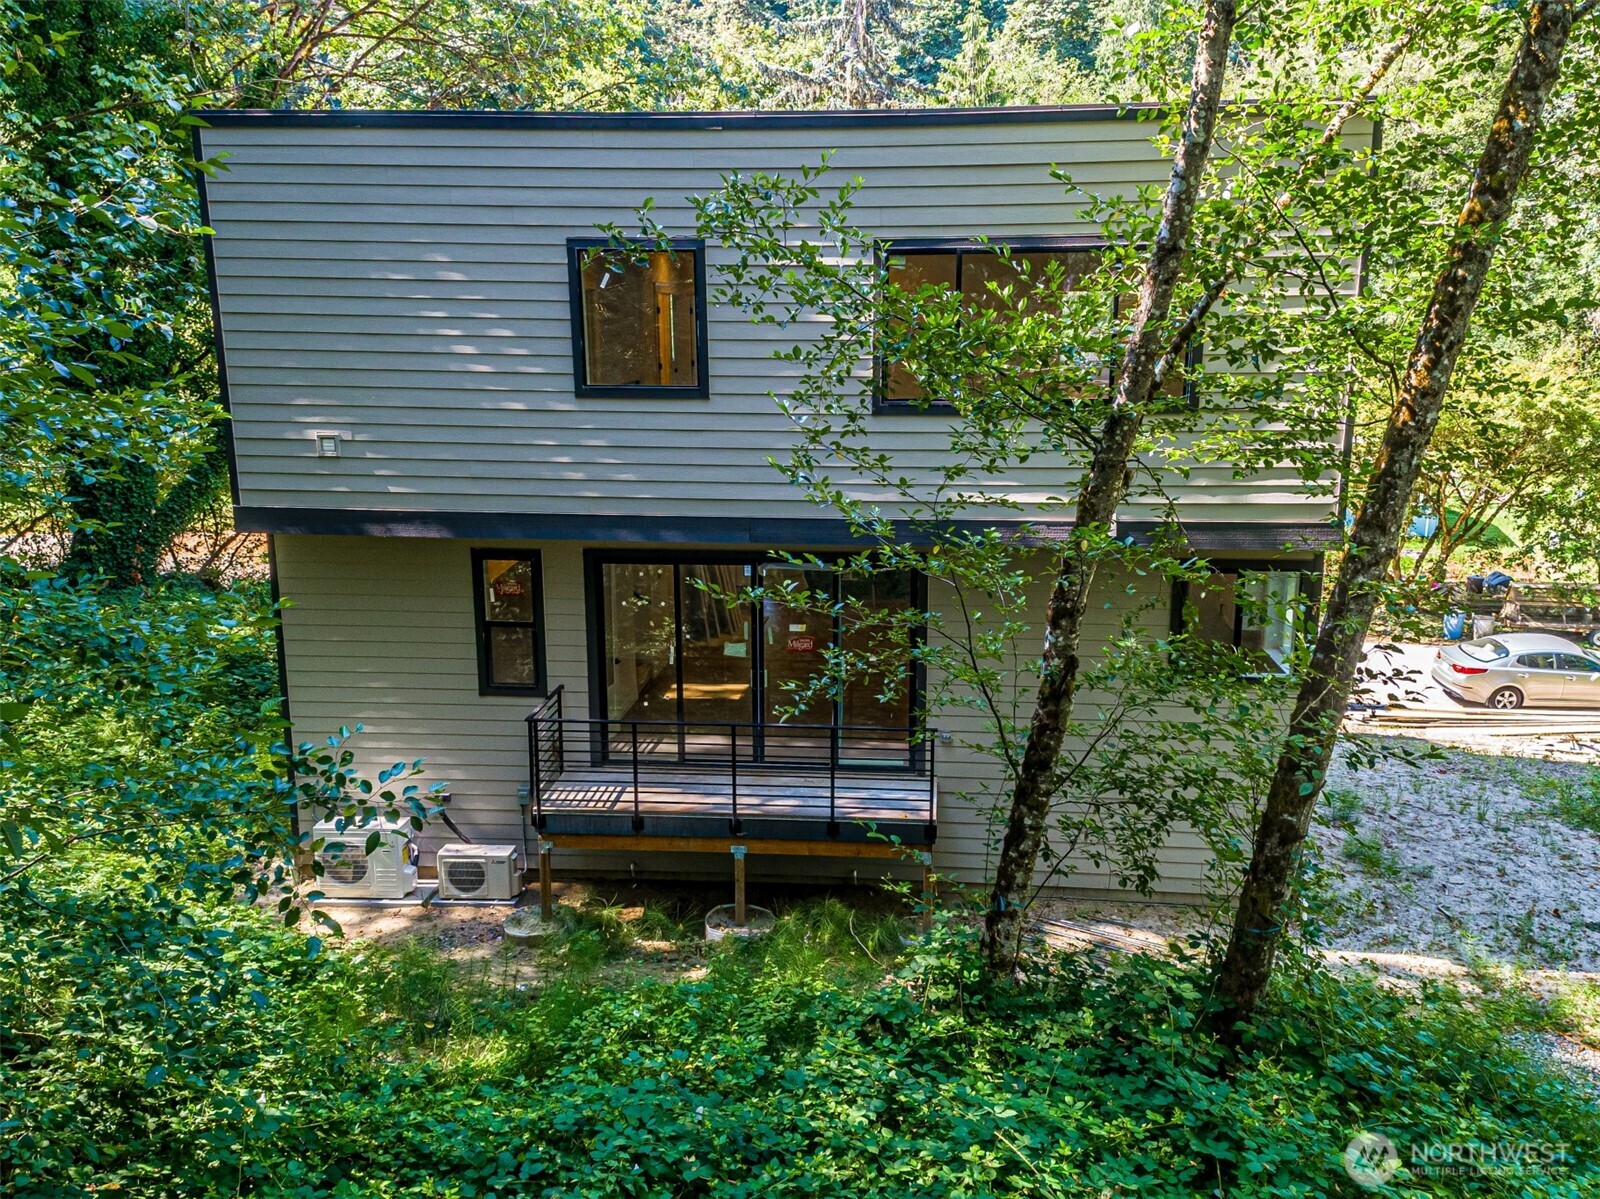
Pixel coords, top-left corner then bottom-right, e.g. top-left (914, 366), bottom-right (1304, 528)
top-left (4, 872), bottom-right (1597, 1198)
top-left (3, 579), bottom-right (1597, 1197)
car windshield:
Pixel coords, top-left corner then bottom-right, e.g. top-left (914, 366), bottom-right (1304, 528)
top-left (1459, 638), bottom-right (1509, 662)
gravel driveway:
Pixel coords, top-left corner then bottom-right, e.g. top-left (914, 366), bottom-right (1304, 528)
top-left (1316, 738), bottom-right (1600, 971)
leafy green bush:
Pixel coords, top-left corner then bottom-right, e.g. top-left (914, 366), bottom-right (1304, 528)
top-left (5, 886), bottom-right (1595, 1198)
top-left (3, 582), bottom-right (1594, 1196)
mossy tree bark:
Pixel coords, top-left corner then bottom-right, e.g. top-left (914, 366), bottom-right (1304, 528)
top-left (1211, 0), bottom-right (1583, 1026)
top-left (979, 0), bottom-right (1240, 974)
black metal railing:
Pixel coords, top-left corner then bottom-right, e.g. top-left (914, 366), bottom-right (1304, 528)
top-left (523, 699), bottom-right (937, 836)
top-left (526, 686), bottom-right (565, 826)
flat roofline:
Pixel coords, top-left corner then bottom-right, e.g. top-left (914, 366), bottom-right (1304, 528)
top-left (192, 103), bottom-right (1166, 131)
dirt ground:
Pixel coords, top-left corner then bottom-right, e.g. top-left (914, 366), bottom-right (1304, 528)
top-left (315, 877), bottom-right (906, 987)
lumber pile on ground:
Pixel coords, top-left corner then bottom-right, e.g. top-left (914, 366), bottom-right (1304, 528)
top-left (1350, 707), bottom-right (1600, 737)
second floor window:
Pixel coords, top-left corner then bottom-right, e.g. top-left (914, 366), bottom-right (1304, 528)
top-left (877, 241), bottom-right (1194, 410)
top-left (569, 238), bottom-right (708, 398)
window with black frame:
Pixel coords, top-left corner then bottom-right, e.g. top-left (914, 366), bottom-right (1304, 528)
top-left (1175, 567), bottom-right (1305, 673)
top-left (877, 242), bottom-right (1195, 409)
top-left (473, 550), bottom-right (547, 695)
top-left (569, 239), bottom-right (707, 398)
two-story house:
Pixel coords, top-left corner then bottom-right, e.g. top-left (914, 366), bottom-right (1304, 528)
top-left (195, 105), bottom-right (1364, 901)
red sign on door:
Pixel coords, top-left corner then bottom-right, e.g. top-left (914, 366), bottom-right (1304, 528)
top-left (786, 635), bottom-right (816, 654)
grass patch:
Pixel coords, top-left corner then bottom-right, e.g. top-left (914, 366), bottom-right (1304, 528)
top-left (1526, 770), bottom-right (1600, 835)
top-left (1341, 831), bottom-right (1407, 878)
top-left (1322, 786), bottom-right (1364, 828)
top-left (1549, 978), bottom-right (1600, 1049)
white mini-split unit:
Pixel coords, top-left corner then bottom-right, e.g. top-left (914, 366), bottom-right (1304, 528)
top-left (311, 818), bottom-right (419, 900)
top-left (435, 843), bottom-right (522, 901)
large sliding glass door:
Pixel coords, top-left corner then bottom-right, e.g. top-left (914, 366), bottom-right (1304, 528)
top-left (759, 565), bottom-right (837, 764)
top-left (595, 554), bottom-right (918, 769)
top-left (679, 563), bottom-right (756, 730)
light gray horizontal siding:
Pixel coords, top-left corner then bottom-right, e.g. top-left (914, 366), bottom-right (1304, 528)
top-left (276, 534), bottom-right (1217, 897)
top-left (201, 115), bottom-right (1368, 530)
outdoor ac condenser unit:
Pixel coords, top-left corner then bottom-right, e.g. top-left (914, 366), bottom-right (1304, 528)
top-left (311, 819), bottom-right (418, 900)
top-left (435, 843), bottom-right (522, 901)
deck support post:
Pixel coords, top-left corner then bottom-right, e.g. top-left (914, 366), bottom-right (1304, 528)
top-left (537, 840), bottom-right (554, 921)
top-left (730, 845), bottom-right (748, 927)
top-left (919, 852), bottom-right (934, 933)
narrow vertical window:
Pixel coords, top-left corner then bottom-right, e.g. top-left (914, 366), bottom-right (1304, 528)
top-left (569, 239), bottom-right (708, 398)
top-left (474, 549), bottom-right (546, 695)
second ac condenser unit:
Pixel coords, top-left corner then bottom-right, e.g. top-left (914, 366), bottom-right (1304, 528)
top-left (435, 843), bottom-right (522, 901)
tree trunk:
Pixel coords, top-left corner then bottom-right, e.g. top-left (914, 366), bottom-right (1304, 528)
top-left (978, 0), bottom-right (1239, 973)
top-left (1211, 0), bottom-right (1579, 1027)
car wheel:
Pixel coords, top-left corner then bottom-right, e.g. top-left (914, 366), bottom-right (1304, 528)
top-left (1488, 686), bottom-right (1524, 711)
top-left (1585, 628), bottom-right (1600, 648)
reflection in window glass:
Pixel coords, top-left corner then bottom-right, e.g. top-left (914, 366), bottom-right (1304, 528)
top-left (484, 558), bottom-right (534, 622)
top-left (596, 559), bottom-right (919, 757)
top-left (681, 563), bottom-right (755, 730)
top-left (477, 553), bottom-right (543, 692)
top-left (1189, 576), bottom-right (1238, 647)
top-left (578, 247), bottom-right (700, 390)
top-left (1239, 572), bottom-right (1298, 668)
top-left (1186, 569), bottom-right (1301, 671)
top-left (489, 626), bottom-right (537, 687)
top-left (881, 246), bottom-right (1197, 406)
top-left (882, 247), bottom-right (1104, 404)
top-left (602, 562), bottom-right (676, 722)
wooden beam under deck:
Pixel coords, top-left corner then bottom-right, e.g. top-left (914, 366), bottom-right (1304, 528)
top-left (538, 833), bottom-right (925, 859)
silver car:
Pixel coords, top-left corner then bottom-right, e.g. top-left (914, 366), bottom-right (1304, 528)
top-left (1432, 632), bottom-right (1600, 710)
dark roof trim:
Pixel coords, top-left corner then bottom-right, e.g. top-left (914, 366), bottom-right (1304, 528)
top-left (235, 505), bottom-right (1337, 554)
top-left (192, 103), bottom-right (1163, 131)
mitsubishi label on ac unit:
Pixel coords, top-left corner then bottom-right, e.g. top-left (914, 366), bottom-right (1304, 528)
top-left (435, 844), bottom-right (522, 901)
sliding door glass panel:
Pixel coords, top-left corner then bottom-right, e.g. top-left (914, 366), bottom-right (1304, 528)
top-left (602, 563), bottom-right (676, 758)
top-left (840, 570), bottom-right (915, 766)
top-left (760, 565), bottom-right (837, 763)
top-left (679, 564), bottom-right (754, 757)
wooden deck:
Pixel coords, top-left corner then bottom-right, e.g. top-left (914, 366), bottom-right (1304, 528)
top-left (533, 763), bottom-right (937, 844)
